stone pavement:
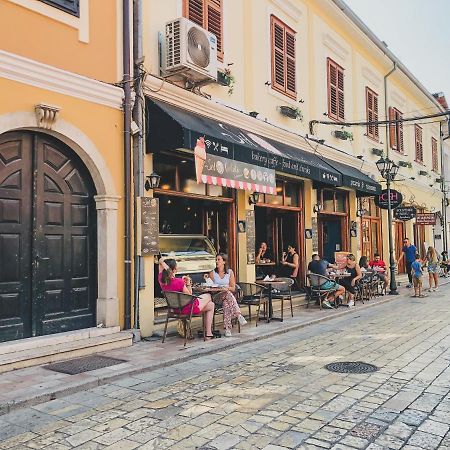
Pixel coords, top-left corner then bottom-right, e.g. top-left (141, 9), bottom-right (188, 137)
top-left (0, 277), bottom-right (413, 415)
top-left (1, 283), bottom-right (450, 448)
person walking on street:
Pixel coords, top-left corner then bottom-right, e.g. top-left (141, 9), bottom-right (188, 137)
top-left (411, 253), bottom-right (426, 298)
top-left (398, 238), bottom-right (417, 288)
top-left (425, 246), bottom-right (440, 292)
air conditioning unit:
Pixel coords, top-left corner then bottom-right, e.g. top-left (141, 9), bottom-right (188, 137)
top-left (163, 17), bottom-right (218, 83)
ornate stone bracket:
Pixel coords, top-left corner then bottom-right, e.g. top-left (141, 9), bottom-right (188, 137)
top-left (35, 103), bottom-right (60, 129)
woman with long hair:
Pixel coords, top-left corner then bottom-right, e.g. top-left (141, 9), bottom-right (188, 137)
top-left (207, 254), bottom-right (247, 337)
top-left (339, 253), bottom-right (362, 307)
top-left (425, 246), bottom-right (440, 291)
top-left (158, 258), bottom-right (215, 339)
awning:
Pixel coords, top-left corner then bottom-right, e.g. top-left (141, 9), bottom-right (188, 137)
top-left (148, 100), bottom-right (342, 187)
top-left (322, 158), bottom-right (381, 195)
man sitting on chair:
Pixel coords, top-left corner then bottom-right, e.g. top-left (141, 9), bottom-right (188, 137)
top-left (369, 253), bottom-right (389, 294)
top-left (307, 254), bottom-right (345, 309)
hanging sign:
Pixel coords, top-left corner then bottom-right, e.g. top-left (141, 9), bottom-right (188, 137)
top-left (415, 213), bottom-right (436, 225)
top-left (394, 206), bottom-right (416, 221)
top-left (141, 197), bottom-right (159, 255)
top-left (245, 210), bottom-right (256, 264)
top-left (374, 189), bottom-right (403, 210)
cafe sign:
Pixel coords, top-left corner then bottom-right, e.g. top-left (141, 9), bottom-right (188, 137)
top-left (374, 189), bottom-right (403, 210)
top-left (394, 206), bottom-right (416, 221)
top-left (415, 212), bottom-right (436, 225)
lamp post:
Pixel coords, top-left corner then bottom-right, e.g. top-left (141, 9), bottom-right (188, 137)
top-left (376, 157), bottom-right (399, 295)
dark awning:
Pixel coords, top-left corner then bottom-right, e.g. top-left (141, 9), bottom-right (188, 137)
top-left (321, 158), bottom-right (381, 195)
top-left (148, 100), bottom-right (341, 186)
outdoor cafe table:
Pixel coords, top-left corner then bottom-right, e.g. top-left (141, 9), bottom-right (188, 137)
top-left (256, 279), bottom-right (285, 322)
top-left (255, 261), bottom-right (276, 279)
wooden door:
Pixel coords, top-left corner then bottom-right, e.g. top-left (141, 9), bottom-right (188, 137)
top-left (0, 132), bottom-right (97, 342)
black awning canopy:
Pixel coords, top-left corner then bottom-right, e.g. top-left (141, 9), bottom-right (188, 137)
top-left (148, 100), bottom-right (342, 186)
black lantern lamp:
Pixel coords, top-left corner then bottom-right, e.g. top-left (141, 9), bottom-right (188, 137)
top-left (144, 172), bottom-right (161, 191)
top-left (376, 157), bottom-right (399, 181)
top-left (248, 192), bottom-right (260, 205)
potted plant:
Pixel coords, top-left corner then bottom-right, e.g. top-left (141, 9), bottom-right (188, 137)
top-left (333, 130), bottom-right (353, 141)
top-left (398, 161), bottom-right (412, 168)
top-left (279, 105), bottom-right (303, 120)
top-left (217, 68), bottom-right (235, 95)
top-left (371, 148), bottom-right (383, 157)
top-left (419, 170), bottom-right (428, 176)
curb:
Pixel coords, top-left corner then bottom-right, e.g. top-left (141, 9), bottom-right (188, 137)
top-left (1, 283), bottom-right (443, 415)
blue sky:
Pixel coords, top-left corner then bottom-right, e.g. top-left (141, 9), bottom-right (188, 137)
top-left (345, 0), bottom-right (450, 104)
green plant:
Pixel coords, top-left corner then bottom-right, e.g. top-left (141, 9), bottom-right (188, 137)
top-left (279, 105), bottom-right (303, 120)
top-left (334, 130), bottom-right (353, 141)
top-left (398, 160), bottom-right (412, 168)
top-left (222, 68), bottom-right (235, 95)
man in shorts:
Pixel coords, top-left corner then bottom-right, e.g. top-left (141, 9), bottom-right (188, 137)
top-left (398, 238), bottom-right (417, 288)
top-left (308, 254), bottom-right (345, 308)
top-left (411, 253), bottom-right (426, 298)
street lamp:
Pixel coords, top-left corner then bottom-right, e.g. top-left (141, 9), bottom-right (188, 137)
top-left (376, 157), bottom-right (399, 295)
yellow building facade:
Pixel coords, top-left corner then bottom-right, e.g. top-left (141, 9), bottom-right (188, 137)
top-left (0, 0), bottom-right (125, 342)
top-left (137, 0), bottom-right (445, 336)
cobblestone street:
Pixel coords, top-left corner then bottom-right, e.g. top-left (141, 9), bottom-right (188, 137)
top-left (1, 292), bottom-right (450, 450)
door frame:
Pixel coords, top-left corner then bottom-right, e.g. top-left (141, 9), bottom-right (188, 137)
top-left (318, 213), bottom-right (349, 260)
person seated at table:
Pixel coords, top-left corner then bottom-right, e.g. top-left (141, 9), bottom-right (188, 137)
top-left (369, 253), bottom-right (389, 293)
top-left (256, 242), bottom-right (272, 263)
top-left (307, 254), bottom-right (345, 308)
top-left (358, 256), bottom-right (369, 271)
top-left (280, 244), bottom-right (299, 286)
top-left (441, 251), bottom-right (450, 276)
top-left (206, 253), bottom-right (247, 337)
top-left (158, 258), bottom-right (215, 339)
top-left (339, 254), bottom-right (362, 307)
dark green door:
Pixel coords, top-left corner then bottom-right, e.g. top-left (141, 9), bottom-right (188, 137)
top-left (0, 131), bottom-right (97, 342)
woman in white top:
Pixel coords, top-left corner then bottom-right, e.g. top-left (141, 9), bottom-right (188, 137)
top-left (207, 254), bottom-right (247, 337)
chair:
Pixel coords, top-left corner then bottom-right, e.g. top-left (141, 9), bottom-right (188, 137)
top-left (237, 282), bottom-right (267, 326)
top-left (306, 274), bottom-right (338, 309)
top-left (271, 278), bottom-right (294, 320)
top-left (162, 291), bottom-right (206, 347)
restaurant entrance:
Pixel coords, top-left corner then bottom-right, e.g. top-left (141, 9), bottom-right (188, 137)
top-left (395, 220), bottom-right (406, 273)
top-left (254, 179), bottom-right (304, 285)
top-left (360, 198), bottom-right (382, 259)
top-left (317, 189), bottom-right (349, 263)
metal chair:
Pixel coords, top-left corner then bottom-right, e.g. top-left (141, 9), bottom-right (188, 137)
top-left (306, 274), bottom-right (338, 309)
top-left (162, 291), bottom-right (206, 347)
top-left (237, 282), bottom-right (267, 326)
top-left (270, 277), bottom-right (294, 319)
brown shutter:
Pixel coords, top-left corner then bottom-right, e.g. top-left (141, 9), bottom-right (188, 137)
top-left (337, 67), bottom-right (345, 120)
top-left (415, 125), bottom-right (423, 162)
top-left (398, 110), bottom-right (404, 153)
top-left (286, 30), bottom-right (296, 96)
top-left (328, 59), bottom-right (338, 119)
top-left (185, 0), bottom-right (203, 26)
top-left (373, 94), bottom-right (379, 139)
top-left (389, 107), bottom-right (397, 150)
top-left (272, 17), bottom-right (285, 92)
top-left (206, 0), bottom-right (223, 60)
top-left (366, 88), bottom-right (373, 137)
top-left (432, 137), bottom-right (438, 171)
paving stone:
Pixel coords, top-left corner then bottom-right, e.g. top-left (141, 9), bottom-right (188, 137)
top-left (373, 433), bottom-right (405, 449)
top-left (65, 429), bottom-right (102, 447)
top-left (399, 409), bottom-right (429, 426)
top-left (407, 430), bottom-right (443, 449)
top-left (419, 419), bottom-right (450, 437)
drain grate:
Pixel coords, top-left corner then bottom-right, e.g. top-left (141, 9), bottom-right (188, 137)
top-left (45, 355), bottom-right (126, 375)
top-left (325, 361), bottom-right (379, 374)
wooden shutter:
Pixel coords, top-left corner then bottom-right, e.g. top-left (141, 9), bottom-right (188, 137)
top-left (366, 87), bottom-right (379, 140)
top-left (415, 125), bottom-right (423, 162)
top-left (432, 137), bottom-right (438, 171)
top-left (328, 59), bottom-right (344, 121)
top-left (184, 0), bottom-right (223, 61)
top-left (389, 107), bottom-right (397, 150)
top-left (271, 16), bottom-right (296, 99)
top-left (397, 110), bottom-right (404, 153)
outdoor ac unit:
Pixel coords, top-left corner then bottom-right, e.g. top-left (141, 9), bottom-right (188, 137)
top-left (163, 17), bottom-right (218, 82)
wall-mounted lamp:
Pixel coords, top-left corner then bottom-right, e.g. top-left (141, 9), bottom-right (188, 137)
top-left (313, 202), bottom-right (323, 213)
top-left (145, 172), bottom-right (161, 191)
top-left (248, 192), bottom-right (260, 205)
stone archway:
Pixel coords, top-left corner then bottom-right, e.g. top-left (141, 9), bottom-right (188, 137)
top-left (0, 112), bottom-right (120, 333)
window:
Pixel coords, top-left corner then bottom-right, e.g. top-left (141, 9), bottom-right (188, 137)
top-left (270, 15), bottom-right (296, 99)
top-left (261, 180), bottom-right (302, 207)
top-left (184, 0), bottom-right (223, 61)
top-left (39, 0), bottom-right (79, 16)
top-left (432, 137), bottom-right (439, 172)
top-left (366, 87), bottom-right (379, 141)
top-left (319, 189), bottom-right (347, 213)
top-left (414, 125), bottom-right (423, 163)
top-left (389, 107), bottom-right (404, 153)
top-left (327, 58), bottom-right (345, 121)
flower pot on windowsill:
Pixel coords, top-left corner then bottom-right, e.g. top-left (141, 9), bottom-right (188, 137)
top-left (279, 106), bottom-right (303, 120)
top-left (333, 130), bottom-right (353, 141)
top-left (398, 161), bottom-right (412, 168)
top-left (419, 170), bottom-right (428, 176)
top-left (371, 148), bottom-right (383, 157)
top-left (216, 70), bottom-right (235, 95)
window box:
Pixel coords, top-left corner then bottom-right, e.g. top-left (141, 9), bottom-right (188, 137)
top-left (279, 105), bottom-right (303, 120)
top-left (371, 148), bottom-right (383, 157)
top-left (419, 170), bottom-right (428, 176)
top-left (398, 161), bottom-right (412, 168)
top-left (333, 130), bottom-right (353, 141)
top-left (217, 69), bottom-right (235, 95)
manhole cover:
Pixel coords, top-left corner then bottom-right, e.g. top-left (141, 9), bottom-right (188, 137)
top-left (45, 355), bottom-right (126, 375)
top-left (324, 361), bottom-right (379, 374)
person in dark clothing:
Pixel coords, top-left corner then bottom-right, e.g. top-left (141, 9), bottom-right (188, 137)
top-left (279, 244), bottom-right (299, 287)
top-left (339, 254), bottom-right (362, 307)
top-left (397, 238), bottom-right (417, 288)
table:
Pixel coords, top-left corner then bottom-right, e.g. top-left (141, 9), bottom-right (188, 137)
top-left (256, 261), bottom-right (277, 279)
top-left (256, 279), bottom-right (286, 322)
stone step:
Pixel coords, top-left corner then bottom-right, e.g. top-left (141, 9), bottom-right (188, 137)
top-left (0, 331), bottom-right (133, 374)
top-left (0, 326), bottom-right (121, 356)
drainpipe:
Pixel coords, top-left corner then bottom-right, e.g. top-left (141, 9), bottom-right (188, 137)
top-left (384, 62), bottom-right (398, 295)
top-left (123, 0), bottom-right (132, 330)
top-left (441, 121), bottom-right (448, 253)
top-left (132, 0), bottom-right (144, 334)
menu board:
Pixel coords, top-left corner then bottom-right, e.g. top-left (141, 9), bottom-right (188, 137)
top-left (246, 210), bottom-right (255, 264)
top-left (141, 197), bottom-right (159, 255)
top-left (311, 217), bottom-right (319, 253)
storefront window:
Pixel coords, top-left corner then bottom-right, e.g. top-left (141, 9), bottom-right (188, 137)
top-left (263, 181), bottom-right (283, 205)
top-left (208, 185), bottom-right (232, 197)
top-left (156, 159), bottom-right (176, 191)
top-left (320, 189), bottom-right (348, 213)
top-left (179, 159), bottom-right (206, 195)
top-left (285, 182), bottom-right (300, 207)
top-left (335, 192), bottom-right (346, 212)
top-left (322, 190), bottom-right (334, 211)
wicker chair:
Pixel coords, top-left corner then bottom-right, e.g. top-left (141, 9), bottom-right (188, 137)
top-left (270, 277), bottom-right (294, 319)
top-left (237, 282), bottom-right (267, 326)
top-left (306, 273), bottom-right (338, 309)
top-left (162, 291), bottom-right (206, 347)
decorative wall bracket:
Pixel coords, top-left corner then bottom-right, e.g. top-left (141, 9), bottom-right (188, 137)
top-left (35, 103), bottom-right (60, 130)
